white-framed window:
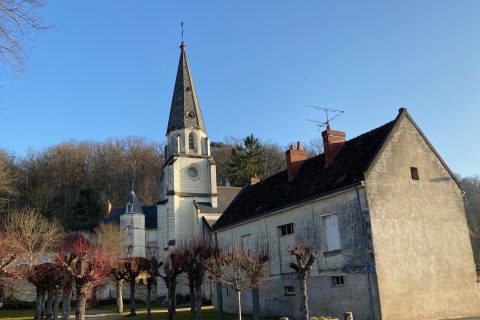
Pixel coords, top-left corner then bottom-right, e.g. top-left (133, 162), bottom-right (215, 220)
top-left (325, 214), bottom-right (341, 251)
top-left (332, 276), bottom-right (345, 287)
top-left (284, 286), bottom-right (295, 296)
top-left (279, 223), bottom-right (294, 236)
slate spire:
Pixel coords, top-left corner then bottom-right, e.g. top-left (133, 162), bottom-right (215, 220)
top-left (166, 41), bottom-right (206, 135)
top-left (126, 190), bottom-right (144, 214)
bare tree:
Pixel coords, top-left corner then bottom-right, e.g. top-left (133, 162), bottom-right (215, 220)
top-left (145, 254), bottom-right (162, 320)
top-left (27, 262), bottom-right (63, 320)
top-left (58, 234), bottom-right (113, 320)
top-left (158, 247), bottom-right (187, 320)
top-left (2, 208), bottom-right (63, 270)
top-left (0, 150), bottom-right (16, 210)
top-left (94, 222), bottom-right (127, 313)
top-left (207, 245), bottom-right (270, 320)
top-left (289, 241), bottom-right (317, 320)
top-left (122, 256), bottom-right (149, 316)
top-left (0, 0), bottom-right (50, 73)
top-left (180, 237), bottom-right (216, 320)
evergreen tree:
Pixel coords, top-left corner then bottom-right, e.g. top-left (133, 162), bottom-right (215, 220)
top-left (228, 134), bottom-right (264, 186)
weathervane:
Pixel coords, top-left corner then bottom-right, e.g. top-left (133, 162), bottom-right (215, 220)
top-left (181, 21), bottom-right (184, 42)
top-left (307, 106), bottom-right (345, 129)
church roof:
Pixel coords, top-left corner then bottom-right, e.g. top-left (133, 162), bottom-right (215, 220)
top-left (214, 114), bottom-right (400, 230)
top-left (104, 205), bottom-right (157, 229)
top-left (167, 42), bottom-right (206, 135)
top-left (195, 186), bottom-right (242, 214)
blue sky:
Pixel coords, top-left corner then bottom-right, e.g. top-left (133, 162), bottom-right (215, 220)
top-left (0, 1), bottom-right (479, 176)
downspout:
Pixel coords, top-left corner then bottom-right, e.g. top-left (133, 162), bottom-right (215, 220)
top-left (355, 184), bottom-right (375, 320)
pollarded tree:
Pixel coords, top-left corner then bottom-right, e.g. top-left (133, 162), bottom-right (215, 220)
top-left (94, 222), bottom-right (127, 314)
top-left (144, 254), bottom-right (162, 320)
top-left (58, 234), bottom-right (113, 320)
top-left (27, 262), bottom-right (64, 320)
top-left (181, 238), bottom-right (217, 320)
top-left (207, 246), bottom-right (270, 320)
top-left (159, 247), bottom-right (187, 320)
top-left (123, 256), bottom-right (150, 316)
top-left (289, 242), bottom-right (317, 320)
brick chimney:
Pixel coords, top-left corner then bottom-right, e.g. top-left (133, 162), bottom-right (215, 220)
top-left (286, 141), bottom-right (307, 181)
top-left (250, 173), bottom-right (260, 185)
top-left (322, 125), bottom-right (346, 167)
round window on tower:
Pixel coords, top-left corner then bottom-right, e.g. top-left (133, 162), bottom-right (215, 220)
top-left (188, 166), bottom-right (199, 179)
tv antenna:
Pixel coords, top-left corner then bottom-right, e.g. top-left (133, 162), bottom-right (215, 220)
top-left (307, 105), bottom-right (344, 129)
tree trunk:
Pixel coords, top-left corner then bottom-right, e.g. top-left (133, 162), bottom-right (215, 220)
top-left (129, 278), bottom-right (136, 316)
top-left (216, 282), bottom-right (224, 320)
top-left (189, 276), bottom-right (195, 316)
top-left (53, 287), bottom-right (60, 320)
top-left (252, 288), bottom-right (260, 320)
top-left (167, 279), bottom-right (177, 320)
top-left (146, 282), bottom-right (152, 320)
top-left (61, 289), bottom-right (71, 320)
top-left (75, 285), bottom-right (87, 320)
top-left (299, 273), bottom-right (309, 320)
top-left (236, 290), bottom-right (242, 320)
top-left (34, 287), bottom-right (45, 320)
top-left (116, 279), bottom-right (124, 314)
top-left (194, 278), bottom-right (203, 320)
top-left (46, 288), bottom-right (54, 320)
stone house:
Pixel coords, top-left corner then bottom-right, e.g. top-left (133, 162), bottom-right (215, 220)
top-left (213, 108), bottom-right (480, 320)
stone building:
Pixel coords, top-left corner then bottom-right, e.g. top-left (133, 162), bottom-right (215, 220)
top-left (213, 108), bottom-right (480, 320)
top-left (104, 41), bottom-right (241, 300)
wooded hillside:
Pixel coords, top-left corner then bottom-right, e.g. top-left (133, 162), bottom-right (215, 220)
top-left (0, 136), bottom-right (478, 266)
top-left (0, 135), bottom-right (318, 230)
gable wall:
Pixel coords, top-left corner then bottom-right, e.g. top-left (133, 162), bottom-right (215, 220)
top-left (365, 115), bottom-right (480, 319)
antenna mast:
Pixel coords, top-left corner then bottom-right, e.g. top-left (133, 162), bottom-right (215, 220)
top-left (307, 106), bottom-right (344, 129)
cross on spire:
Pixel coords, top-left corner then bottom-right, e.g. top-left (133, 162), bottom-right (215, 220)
top-left (181, 21), bottom-right (184, 42)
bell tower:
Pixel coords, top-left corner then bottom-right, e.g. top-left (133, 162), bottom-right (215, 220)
top-left (158, 41), bottom-right (218, 248)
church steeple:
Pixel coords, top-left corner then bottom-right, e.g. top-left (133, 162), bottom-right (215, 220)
top-left (166, 41), bottom-right (206, 135)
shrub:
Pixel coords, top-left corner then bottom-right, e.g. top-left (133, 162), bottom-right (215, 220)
top-left (1, 296), bottom-right (36, 309)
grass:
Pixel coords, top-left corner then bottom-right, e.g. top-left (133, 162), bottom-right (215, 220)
top-left (0, 305), bottom-right (263, 320)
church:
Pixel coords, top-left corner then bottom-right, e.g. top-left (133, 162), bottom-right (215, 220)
top-left (104, 40), bottom-right (241, 298)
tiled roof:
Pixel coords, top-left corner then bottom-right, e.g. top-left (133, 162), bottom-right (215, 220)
top-left (214, 115), bottom-right (399, 230)
top-left (195, 186), bottom-right (242, 214)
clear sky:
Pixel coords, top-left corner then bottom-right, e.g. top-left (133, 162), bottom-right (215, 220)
top-left (0, 1), bottom-right (479, 176)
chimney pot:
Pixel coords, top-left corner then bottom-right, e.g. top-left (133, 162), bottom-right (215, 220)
top-left (322, 127), bottom-right (346, 167)
top-left (286, 141), bottom-right (307, 181)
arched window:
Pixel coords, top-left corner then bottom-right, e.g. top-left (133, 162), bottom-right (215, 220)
top-left (189, 131), bottom-right (197, 153)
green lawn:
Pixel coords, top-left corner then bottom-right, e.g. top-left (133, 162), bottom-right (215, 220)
top-left (0, 306), bottom-right (262, 320)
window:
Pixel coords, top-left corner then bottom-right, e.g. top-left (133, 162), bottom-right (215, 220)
top-left (332, 276), bottom-right (344, 287)
top-left (127, 203), bottom-right (133, 213)
top-left (325, 214), bottom-right (341, 251)
top-left (284, 286), bottom-right (295, 296)
top-left (189, 131), bottom-right (197, 153)
top-left (411, 167), bottom-right (419, 180)
top-left (188, 166), bottom-right (199, 178)
top-left (279, 223), bottom-right (294, 236)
